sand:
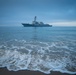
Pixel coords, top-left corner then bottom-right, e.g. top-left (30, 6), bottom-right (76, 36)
top-left (0, 67), bottom-right (75, 75)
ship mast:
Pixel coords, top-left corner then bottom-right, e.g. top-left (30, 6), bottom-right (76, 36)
top-left (34, 16), bottom-right (37, 22)
top-left (32, 16), bottom-right (38, 25)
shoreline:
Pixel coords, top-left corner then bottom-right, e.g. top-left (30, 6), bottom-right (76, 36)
top-left (0, 67), bottom-right (75, 75)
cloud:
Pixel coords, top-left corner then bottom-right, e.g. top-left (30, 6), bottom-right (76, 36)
top-left (0, 0), bottom-right (76, 26)
top-left (50, 21), bottom-right (76, 26)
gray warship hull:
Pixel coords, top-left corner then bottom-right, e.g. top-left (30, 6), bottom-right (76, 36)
top-left (22, 23), bottom-right (52, 27)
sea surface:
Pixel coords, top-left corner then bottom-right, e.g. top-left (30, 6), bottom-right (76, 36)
top-left (0, 26), bottom-right (76, 74)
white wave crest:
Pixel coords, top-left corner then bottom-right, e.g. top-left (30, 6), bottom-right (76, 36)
top-left (0, 40), bottom-right (76, 74)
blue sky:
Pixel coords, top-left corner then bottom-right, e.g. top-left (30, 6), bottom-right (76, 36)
top-left (0, 0), bottom-right (76, 26)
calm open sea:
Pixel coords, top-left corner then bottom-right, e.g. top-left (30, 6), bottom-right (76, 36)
top-left (0, 26), bottom-right (76, 74)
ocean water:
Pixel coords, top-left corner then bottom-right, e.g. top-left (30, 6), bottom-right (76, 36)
top-left (0, 26), bottom-right (76, 74)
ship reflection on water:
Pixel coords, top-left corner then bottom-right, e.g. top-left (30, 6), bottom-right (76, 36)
top-left (31, 27), bottom-right (38, 41)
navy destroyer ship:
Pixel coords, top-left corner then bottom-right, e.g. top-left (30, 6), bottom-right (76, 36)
top-left (22, 16), bottom-right (52, 27)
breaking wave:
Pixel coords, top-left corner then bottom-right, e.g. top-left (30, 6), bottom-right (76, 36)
top-left (0, 39), bottom-right (76, 74)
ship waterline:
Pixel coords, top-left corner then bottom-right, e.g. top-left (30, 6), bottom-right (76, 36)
top-left (22, 23), bottom-right (52, 27)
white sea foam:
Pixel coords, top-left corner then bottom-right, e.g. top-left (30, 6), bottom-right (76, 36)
top-left (0, 40), bottom-right (76, 74)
